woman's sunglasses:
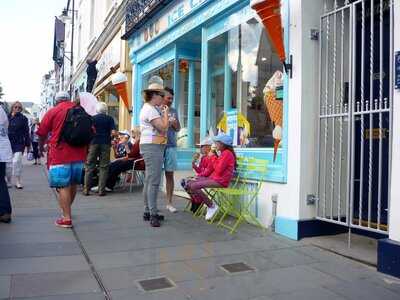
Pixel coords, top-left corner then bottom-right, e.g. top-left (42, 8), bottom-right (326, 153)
top-left (14, 106), bottom-right (22, 110)
top-left (155, 91), bottom-right (165, 97)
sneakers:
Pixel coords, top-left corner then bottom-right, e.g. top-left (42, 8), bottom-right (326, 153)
top-left (105, 187), bottom-right (112, 192)
top-left (0, 214), bottom-right (11, 223)
top-left (166, 205), bottom-right (177, 213)
top-left (205, 204), bottom-right (219, 221)
top-left (143, 212), bottom-right (164, 221)
top-left (150, 215), bottom-right (161, 227)
top-left (15, 183), bottom-right (23, 189)
top-left (90, 186), bottom-right (99, 192)
top-left (55, 218), bottom-right (73, 228)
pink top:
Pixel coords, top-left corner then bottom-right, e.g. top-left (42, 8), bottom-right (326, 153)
top-left (210, 149), bottom-right (235, 187)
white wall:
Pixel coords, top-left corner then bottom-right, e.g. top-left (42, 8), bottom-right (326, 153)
top-left (389, 0), bottom-right (400, 242)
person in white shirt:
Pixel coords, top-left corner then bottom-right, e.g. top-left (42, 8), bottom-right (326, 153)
top-left (140, 76), bottom-right (170, 227)
top-left (0, 103), bottom-right (13, 223)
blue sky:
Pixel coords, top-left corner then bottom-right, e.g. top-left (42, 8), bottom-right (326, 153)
top-left (0, 0), bottom-right (66, 103)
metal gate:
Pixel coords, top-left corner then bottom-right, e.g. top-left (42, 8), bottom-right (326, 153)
top-left (317, 0), bottom-right (393, 234)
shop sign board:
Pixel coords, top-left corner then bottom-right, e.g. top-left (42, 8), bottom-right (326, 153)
top-left (395, 51), bottom-right (400, 90)
top-left (97, 35), bottom-right (121, 81)
top-left (226, 109), bottom-right (238, 146)
top-left (133, 0), bottom-right (207, 49)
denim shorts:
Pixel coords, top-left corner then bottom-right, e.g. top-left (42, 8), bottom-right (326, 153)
top-left (164, 147), bottom-right (177, 172)
top-left (48, 162), bottom-right (84, 188)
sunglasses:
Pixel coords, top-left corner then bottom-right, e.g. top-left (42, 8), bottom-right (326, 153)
top-left (14, 106), bottom-right (22, 109)
top-left (155, 91), bottom-right (165, 97)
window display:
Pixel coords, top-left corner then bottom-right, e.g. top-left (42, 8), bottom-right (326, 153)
top-left (208, 18), bottom-right (283, 149)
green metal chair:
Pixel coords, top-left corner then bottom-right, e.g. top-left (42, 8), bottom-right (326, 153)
top-left (210, 157), bottom-right (268, 233)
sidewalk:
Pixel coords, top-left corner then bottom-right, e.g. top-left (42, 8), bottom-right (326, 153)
top-left (1, 163), bottom-right (399, 300)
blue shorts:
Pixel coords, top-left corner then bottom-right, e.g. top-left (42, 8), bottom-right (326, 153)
top-left (48, 162), bottom-right (84, 188)
top-left (164, 147), bottom-right (177, 172)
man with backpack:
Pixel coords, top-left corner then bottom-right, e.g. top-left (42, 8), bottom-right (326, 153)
top-left (37, 91), bottom-right (92, 228)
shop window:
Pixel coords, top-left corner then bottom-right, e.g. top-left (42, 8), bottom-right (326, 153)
top-left (177, 60), bottom-right (201, 147)
top-left (142, 62), bottom-right (174, 91)
top-left (208, 18), bottom-right (283, 148)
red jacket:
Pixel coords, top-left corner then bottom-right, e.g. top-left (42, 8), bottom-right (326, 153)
top-left (37, 101), bottom-right (87, 166)
top-left (193, 154), bottom-right (217, 176)
top-left (209, 150), bottom-right (235, 187)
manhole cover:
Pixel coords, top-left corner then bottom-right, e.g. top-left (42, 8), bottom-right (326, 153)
top-left (136, 277), bottom-right (176, 292)
top-left (220, 262), bottom-right (255, 274)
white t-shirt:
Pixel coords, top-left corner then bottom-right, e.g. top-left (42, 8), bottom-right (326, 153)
top-left (0, 106), bottom-right (12, 162)
top-left (139, 103), bottom-right (166, 144)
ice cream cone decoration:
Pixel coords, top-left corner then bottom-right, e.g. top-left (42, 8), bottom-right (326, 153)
top-left (272, 126), bottom-right (282, 162)
top-left (111, 71), bottom-right (131, 113)
top-left (251, 0), bottom-right (286, 63)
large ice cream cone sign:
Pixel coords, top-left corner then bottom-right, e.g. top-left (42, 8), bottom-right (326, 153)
top-left (251, 0), bottom-right (286, 63)
top-left (272, 126), bottom-right (282, 162)
top-left (111, 72), bottom-right (131, 113)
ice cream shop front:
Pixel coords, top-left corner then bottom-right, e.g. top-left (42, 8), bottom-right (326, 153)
top-left (123, 0), bottom-right (292, 229)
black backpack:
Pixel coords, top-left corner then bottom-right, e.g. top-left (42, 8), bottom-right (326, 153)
top-left (59, 106), bottom-right (94, 147)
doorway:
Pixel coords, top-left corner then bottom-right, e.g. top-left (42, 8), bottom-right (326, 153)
top-left (317, 0), bottom-right (393, 236)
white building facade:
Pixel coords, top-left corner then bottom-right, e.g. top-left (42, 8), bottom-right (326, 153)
top-left (122, 0), bottom-right (400, 278)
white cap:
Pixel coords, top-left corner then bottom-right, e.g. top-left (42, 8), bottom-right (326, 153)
top-left (55, 91), bottom-right (70, 102)
top-left (111, 71), bottom-right (128, 85)
top-left (119, 130), bottom-right (130, 137)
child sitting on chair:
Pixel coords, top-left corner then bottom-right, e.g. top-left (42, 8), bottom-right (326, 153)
top-left (183, 133), bottom-right (236, 220)
top-left (181, 137), bottom-right (218, 212)
top-left (192, 137), bottom-right (218, 176)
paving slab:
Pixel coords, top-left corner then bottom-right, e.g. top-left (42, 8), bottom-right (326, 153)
top-left (91, 244), bottom-right (213, 270)
top-left (10, 271), bottom-right (100, 298)
top-left (15, 293), bottom-right (105, 300)
top-left (2, 162), bottom-right (399, 300)
top-left (0, 276), bottom-right (10, 299)
top-left (324, 278), bottom-right (400, 300)
top-left (99, 261), bottom-right (202, 291)
top-left (0, 241), bottom-right (81, 259)
top-left (0, 255), bottom-right (89, 275)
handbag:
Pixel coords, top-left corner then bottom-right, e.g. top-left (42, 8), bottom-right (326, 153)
top-left (27, 151), bottom-right (34, 161)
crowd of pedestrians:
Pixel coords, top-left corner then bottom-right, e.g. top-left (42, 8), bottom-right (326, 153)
top-left (1, 77), bottom-right (236, 229)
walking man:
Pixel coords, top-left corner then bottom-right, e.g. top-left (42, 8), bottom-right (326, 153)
top-left (83, 102), bottom-right (116, 196)
top-left (37, 91), bottom-right (88, 228)
top-left (163, 87), bottom-right (180, 213)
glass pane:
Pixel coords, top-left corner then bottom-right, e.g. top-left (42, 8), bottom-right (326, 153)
top-left (142, 61), bottom-right (174, 91)
top-left (177, 60), bottom-right (201, 147)
top-left (208, 18), bottom-right (284, 149)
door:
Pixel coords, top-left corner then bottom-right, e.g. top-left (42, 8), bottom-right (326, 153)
top-left (317, 0), bottom-right (392, 234)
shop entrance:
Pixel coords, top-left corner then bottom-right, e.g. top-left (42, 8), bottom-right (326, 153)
top-left (316, 0), bottom-right (393, 236)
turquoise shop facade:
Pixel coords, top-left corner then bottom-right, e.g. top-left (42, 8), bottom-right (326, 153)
top-left (127, 0), bottom-right (289, 181)
top-left (125, 0), bottom-right (295, 237)
top-left (124, 0), bottom-right (400, 278)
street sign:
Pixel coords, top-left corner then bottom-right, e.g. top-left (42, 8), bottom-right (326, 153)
top-left (395, 51), bottom-right (400, 90)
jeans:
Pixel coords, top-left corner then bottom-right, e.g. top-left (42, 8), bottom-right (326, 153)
top-left (106, 159), bottom-right (134, 189)
top-left (141, 143), bottom-right (165, 216)
top-left (186, 177), bottom-right (222, 207)
top-left (0, 162), bottom-right (12, 215)
top-left (12, 152), bottom-right (23, 177)
top-left (84, 144), bottom-right (111, 193)
top-left (31, 142), bottom-right (40, 159)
